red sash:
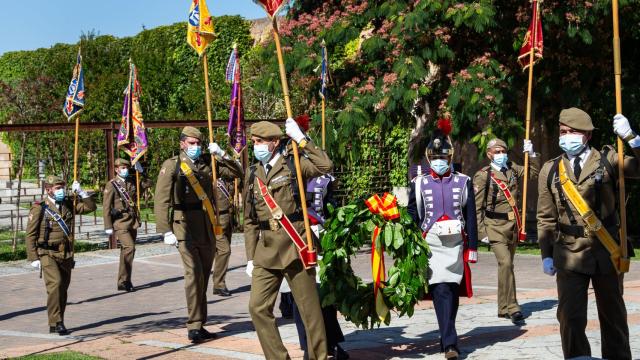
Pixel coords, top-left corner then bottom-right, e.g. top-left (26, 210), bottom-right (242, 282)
top-left (256, 178), bottom-right (312, 269)
top-left (489, 173), bottom-right (526, 242)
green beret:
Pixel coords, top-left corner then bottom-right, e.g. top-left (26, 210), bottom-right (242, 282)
top-left (114, 158), bottom-right (131, 167)
top-left (45, 175), bottom-right (65, 186)
top-left (487, 138), bottom-right (508, 151)
top-left (251, 121), bottom-right (282, 139)
top-left (559, 107), bottom-right (594, 131)
top-left (181, 126), bottom-right (203, 141)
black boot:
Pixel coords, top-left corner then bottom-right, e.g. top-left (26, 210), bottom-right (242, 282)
top-left (54, 322), bottom-right (69, 335)
top-left (333, 344), bottom-right (350, 359)
top-left (213, 287), bottom-right (231, 297)
top-left (188, 329), bottom-right (205, 343)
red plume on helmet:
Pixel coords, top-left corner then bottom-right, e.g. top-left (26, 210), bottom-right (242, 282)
top-left (436, 118), bottom-right (452, 136)
top-left (295, 114), bottom-right (311, 132)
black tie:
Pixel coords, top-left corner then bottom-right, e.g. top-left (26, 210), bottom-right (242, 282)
top-left (573, 158), bottom-right (582, 179)
top-left (266, 164), bottom-right (272, 174)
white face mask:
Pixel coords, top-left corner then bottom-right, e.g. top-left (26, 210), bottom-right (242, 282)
top-left (492, 153), bottom-right (508, 168)
top-left (430, 159), bottom-right (450, 175)
top-left (254, 144), bottom-right (273, 163)
top-left (559, 134), bottom-right (586, 156)
top-left (118, 169), bottom-right (129, 178)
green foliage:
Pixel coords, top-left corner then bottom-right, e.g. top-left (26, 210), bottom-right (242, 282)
top-left (0, 239), bottom-right (103, 262)
top-left (320, 199), bottom-right (429, 329)
top-left (0, 17), bottom-right (253, 192)
top-left (13, 351), bottom-right (103, 360)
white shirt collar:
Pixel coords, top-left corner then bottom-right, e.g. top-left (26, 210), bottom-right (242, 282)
top-left (567, 146), bottom-right (591, 166)
top-left (263, 153), bottom-right (281, 174)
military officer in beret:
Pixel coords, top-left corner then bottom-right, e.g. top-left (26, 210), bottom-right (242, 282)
top-left (154, 126), bottom-right (243, 343)
top-left (537, 108), bottom-right (640, 359)
top-left (25, 175), bottom-right (96, 335)
top-left (103, 158), bottom-right (147, 292)
top-left (243, 119), bottom-right (332, 360)
top-left (209, 143), bottom-right (242, 298)
top-left (473, 138), bottom-right (539, 324)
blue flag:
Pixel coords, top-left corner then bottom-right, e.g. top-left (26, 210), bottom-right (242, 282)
top-left (63, 49), bottom-right (85, 121)
top-left (319, 41), bottom-right (328, 99)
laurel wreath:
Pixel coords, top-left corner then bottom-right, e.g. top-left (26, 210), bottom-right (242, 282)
top-left (319, 199), bottom-right (430, 329)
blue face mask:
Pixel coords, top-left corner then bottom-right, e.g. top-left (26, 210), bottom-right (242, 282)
top-left (254, 144), bottom-right (273, 163)
top-left (492, 153), bottom-right (508, 168)
top-left (186, 145), bottom-right (202, 160)
top-left (559, 134), bottom-right (586, 156)
top-left (430, 159), bottom-right (450, 176)
top-left (53, 188), bottom-right (65, 202)
top-left (118, 169), bottom-right (129, 178)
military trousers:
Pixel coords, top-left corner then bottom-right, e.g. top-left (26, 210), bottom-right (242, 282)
top-left (41, 255), bottom-right (74, 326)
top-left (117, 229), bottom-right (137, 287)
top-left (430, 282), bottom-right (460, 351)
top-left (178, 240), bottom-right (215, 330)
top-left (556, 269), bottom-right (630, 360)
top-left (212, 213), bottom-right (232, 290)
top-left (489, 236), bottom-right (520, 315)
top-left (249, 261), bottom-right (327, 360)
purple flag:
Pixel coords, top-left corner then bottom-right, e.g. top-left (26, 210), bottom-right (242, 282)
top-left (227, 47), bottom-right (246, 157)
top-left (117, 61), bottom-right (148, 164)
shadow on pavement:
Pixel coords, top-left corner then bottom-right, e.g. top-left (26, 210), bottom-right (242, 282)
top-left (0, 306), bottom-right (47, 322)
top-left (520, 299), bottom-right (558, 318)
top-left (68, 276), bottom-right (184, 306)
top-left (71, 311), bottom-right (172, 335)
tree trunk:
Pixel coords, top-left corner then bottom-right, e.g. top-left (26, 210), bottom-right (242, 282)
top-left (12, 132), bottom-right (26, 253)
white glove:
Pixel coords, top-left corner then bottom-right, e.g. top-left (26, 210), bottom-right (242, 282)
top-left (480, 237), bottom-right (489, 244)
top-left (523, 139), bottom-right (536, 157)
top-left (613, 114), bottom-right (635, 140)
top-left (163, 232), bottom-right (177, 245)
top-left (72, 181), bottom-right (89, 199)
top-left (467, 250), bottom-right (478, 263)
top-left (542, 257), bottom-right (556, 276)
top-left (134, 162), bottom-right (143, 173)
top-left (31, 260), bottom-right (41, 269)
top-left (105, 229), bottom-right (113, 235)
top-left (245, 260), bottom-right (254, 277)
top-left (208, 142), bottom-right (226, 157)
top-left (285, 118), bottom-right (306, 144)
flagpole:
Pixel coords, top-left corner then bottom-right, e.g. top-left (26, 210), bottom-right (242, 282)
top-left (271, 19), bottom-right (316, 264)
top-left (519, 0), bottom-right (539, 243)
top-left (321, 97), bottom-right (326, 150)
top-left (612, 0), bottom-right (629, 272)
top-left (202, 53), bottom-right (221, 235)
top-left (71, 114), bottom-right (80, 253)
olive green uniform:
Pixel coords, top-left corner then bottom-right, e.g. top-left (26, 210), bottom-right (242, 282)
top-left (244, 139), bottom-right (331, 360)
top-left (211, 176), bottom-right (241, 291)
top-left (154, 151), bottom-right (243, 330)
top-left (474, 157), bottom-right (539, 316)
top-left (103, 175), bottom-right (143, 288)
top-left (26, 195), bottom-right (97, 326)
top-left (538, 146), bottom-right (640, 359)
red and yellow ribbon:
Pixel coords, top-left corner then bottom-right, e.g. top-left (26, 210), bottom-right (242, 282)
top-left (365, 192), bottom-right (399, 321)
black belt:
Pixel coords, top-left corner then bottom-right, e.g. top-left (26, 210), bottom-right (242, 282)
top-left (258, 212), bottom-right (304, 230)
top-left (485, 210), bottom-right (510, 220)
top-left (174, 203), bottom-right (204, 212)
top-left (37, 242), bottom-right (64, 251)
top-left (559, 214), bottom-right (618, 238)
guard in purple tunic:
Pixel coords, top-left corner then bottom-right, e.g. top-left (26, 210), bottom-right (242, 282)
top-left (408, 120), bottom-right (479, 360)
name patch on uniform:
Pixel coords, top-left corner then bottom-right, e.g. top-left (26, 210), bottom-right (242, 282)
top-left (271, 175), bottom-right (289, 185)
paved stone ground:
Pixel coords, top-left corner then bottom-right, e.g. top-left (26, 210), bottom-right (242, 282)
top-left (1, 239), bottom-right (639, 360)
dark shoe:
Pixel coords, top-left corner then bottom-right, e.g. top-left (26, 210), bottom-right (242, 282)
top-left (332, 344), bottom-right (350, 359)
top-left (54, 322), bottom-right (69, 335)
top-left (213, 287), bottom-right (231, 297)
top-left (117, 284), bottom-right (127, 291)
top-left (510, 311), bottom-right (525, 325)
top-left (188, 329), bottom-right (205, 343)
top-left (444, 345), bottom-right (459, 359)
top-left (199, 327), bottom-right (217, 340)
top-left (125, 282), bottom-right (135, 292)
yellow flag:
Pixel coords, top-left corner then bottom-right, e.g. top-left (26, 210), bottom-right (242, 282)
top-left (187, 0), bottom-right (215, 55)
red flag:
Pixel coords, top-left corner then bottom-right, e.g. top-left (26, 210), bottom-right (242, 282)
top-left (518, 0), bottom-right (543, 70)
top-left (253, 0), bottom-right (287, 19)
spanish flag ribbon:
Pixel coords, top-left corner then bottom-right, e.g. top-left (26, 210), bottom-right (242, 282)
top-left (365, 192), bottom-right (399, 321)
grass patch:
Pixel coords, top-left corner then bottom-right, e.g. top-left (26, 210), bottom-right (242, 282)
top-left (12, 351), bottom-right (103, 360)
top-left (0, 238), bottom-right (104, 262)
